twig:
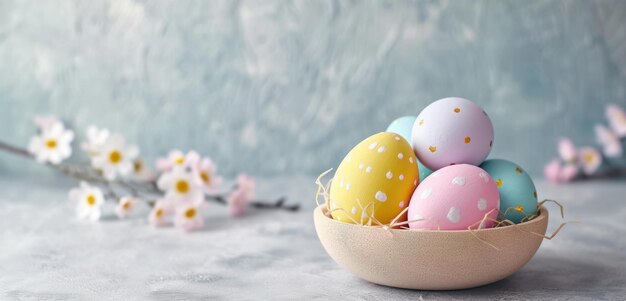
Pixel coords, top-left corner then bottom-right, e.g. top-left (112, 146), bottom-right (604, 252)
top-left (0, 139), bottom-right (299, 212)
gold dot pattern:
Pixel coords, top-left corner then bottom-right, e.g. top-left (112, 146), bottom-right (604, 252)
top-left (464, 136), bottom-right (471, 144)
top-left (454, 107), bottom-right (461, 113)
top-left (495, 179), bottom-right (503, 187)
top-left (429, 146), bottom-right (437, 153)
top-left (515, 167), bottom-right (522, 174)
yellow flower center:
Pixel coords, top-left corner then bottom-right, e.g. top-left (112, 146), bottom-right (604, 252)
top-left (86, 194), bottom-right (96, 206)
top-left (175, 157), bottom-right (185, 165)
top-left (133, 160), bottom-right (143, 173)
top-left (515, 205), bottom-right (524, 212)
top-left (109, 150), bottom-right (122, 164)
top-left (45, 139), bottom-right (57, 149)
top-left (176, 180), bottom-right (190, 193)
top-left (155, 208), bottom-right (164, 218)
top-left (200, 171), bottom-right (210, 184)
top-left (184, 207), bottom-right (196, 219)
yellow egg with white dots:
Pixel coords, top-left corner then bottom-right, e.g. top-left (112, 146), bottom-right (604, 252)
top-left (329, 132), bottom-right (419, 225)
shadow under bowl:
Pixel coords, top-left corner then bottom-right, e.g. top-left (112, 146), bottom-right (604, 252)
top-left (314, 205), bottom-right (548, 290)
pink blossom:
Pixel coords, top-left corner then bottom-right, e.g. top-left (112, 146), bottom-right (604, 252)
top-left (115, 196), bottom-right (139, 219)
top-left (194, 157), bottom-right (223, 193)
top-left (149, 199), bottom-right (173, 227)
top-left (156, 150), bottom-right (200, 172)
top-left (544, 159), bottom-right (562, 183)
top-left (543, 159), bottom-right (579, 183)
top-left (227, 188), bottom-right (250, 218)
top-left (174, 202), bottom-right (205, 232)
top-left (236, 173), bottom-right (256, 199)
top-left (595, 124), bottom-right (623, 158)
top-left (606, 104), bottom-right (626, 137)
top-left (558, 138), bottom-right (577, 163)
top-left (578, 147), bottom-right (602, 175)
top-left (560, 164), bottom-right (579, 182)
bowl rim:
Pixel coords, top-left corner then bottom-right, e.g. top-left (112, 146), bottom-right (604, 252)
top-left (316, 205), bottom-right (548, 234)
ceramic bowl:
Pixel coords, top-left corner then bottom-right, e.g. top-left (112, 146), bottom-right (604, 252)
top-left (314, 205), bottom-right (548, 290)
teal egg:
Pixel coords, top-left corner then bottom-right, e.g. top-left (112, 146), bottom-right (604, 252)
top-left (386, 116), bottom-right (433, 182)
top-left (479, 159), bottom-right (538, 224)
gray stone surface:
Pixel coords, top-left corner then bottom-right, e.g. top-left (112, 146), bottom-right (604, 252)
top-left (1, 176), bottom-right (625, 300)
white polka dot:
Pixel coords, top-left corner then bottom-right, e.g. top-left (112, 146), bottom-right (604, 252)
top-left (397, 153), bottom-right (404, 159)
top-left (365, 166), bottom-right (372, 173)
top-left (386, 171), bottom-right (393, 179)
top-left (375, 191), bottom-right (387, 202)
top-left (377, 146), bottom-right (386, 153)
top-left (368, 142), bottom-right (378, 150)
top-left (394, 136), bottom-right (400, 141)
top-left (479, 172), bottom-right (489, 183)
top-left (420, 187), bottom-right (432, 199)
top-left (358, 163), bottom-right (364, 169)
top-left (399, 174), bottom-right (404, 180)
top-left (414, 179), bottom-right (417, 186)
top-left (452, 177), bottom-right (466, 186)
top-left (339, 179), bottom-right (344, 188)
top-left (351, 207), bottom-right (357, 214)
top-left (398, 201), bottom-right (405, 208)
top-left (411, 213), bottom-right (423, 221)
top-left (478, 198), bottom-right (487, 211)
top-left (409, 157), bottom-right (413, 164)
top-left (346, 183), bottom-right (351, 190)
top-left (447, 207), bottom-right (461, 223)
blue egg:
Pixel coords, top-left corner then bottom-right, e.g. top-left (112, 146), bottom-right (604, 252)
top-left (479, 159), bottom-right (538, 224)
top-left (386, 116), bottom-right (433, 182)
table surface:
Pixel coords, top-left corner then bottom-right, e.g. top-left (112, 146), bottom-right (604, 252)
top-left (1, 175), bottom-right (625, 300)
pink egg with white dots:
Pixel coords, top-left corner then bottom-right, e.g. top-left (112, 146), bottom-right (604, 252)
top-left (412, 97), bottom-right (494, 171)
top-left (408, 164), bottom-right (500, 230)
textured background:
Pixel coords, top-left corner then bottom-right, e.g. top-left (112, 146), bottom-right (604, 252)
top-left (1, 0), bottom-right (626, 178)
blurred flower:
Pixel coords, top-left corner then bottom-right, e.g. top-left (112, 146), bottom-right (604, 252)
top-left (157, 166), bottom-right (203, 202)
top-left (558, 138), bottom-right (577, 163)
top-left (174, 199), bottom-right (205, 232)
top-left (115, 196), bottom-right (139, 219)
top-left (560, 164), bottom-right (579, 182)
top-left (81, 125), bottom-right (110, 157)
top-left (33, 116), bottom-right (60, 131)
top-left (595, 124), bottom-right (622, 158)
top-left (194, 157), bottom-right (222, 193)
top-left (227, 188), bottom-right (250, 217)
top-left (28, 121), bottom-right (74, 165)
top-left (236, 173), bottom-right (256, 199)
top-left (543, 159), bottom-right (579, 183)
top-left (133, 159), bottom-right (156, 181)
top-left (156, 150), bottom-right (199, 172)
top-left (544, 159), bottom-right (562, 183)
top-left (69, 182), bottom-right (105, 221)
top-left (578, 147), bottom-right (602, 175)
top-left (606, 104), bottom-right (626, 137)
top-left (92, 134), bottom-right (139, 180)
top-left (149, 199), bottom-right (172, 227)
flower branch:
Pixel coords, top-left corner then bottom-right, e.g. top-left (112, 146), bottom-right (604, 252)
top-left (0, 117), bottom-right (298, 232)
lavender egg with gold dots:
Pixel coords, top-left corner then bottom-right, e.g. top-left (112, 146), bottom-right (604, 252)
top-left (479, 159), bottom-right (538, 224)
top-left (412, 97), bottom-right (494, 171)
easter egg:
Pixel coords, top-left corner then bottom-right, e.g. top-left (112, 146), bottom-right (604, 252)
top-left (412, 97), bottom-right (494, 170)
top-left (479, 159), bottom-right (538, 224)
top-left (330, 132), bottom-right (419, 225)
top-left (386, 116), bottom-right (434, 182)
top-left (408, 164), bottom-right (499, 230)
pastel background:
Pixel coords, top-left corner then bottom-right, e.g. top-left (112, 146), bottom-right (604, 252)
top-left (1, 0), bottom-right (625, 178)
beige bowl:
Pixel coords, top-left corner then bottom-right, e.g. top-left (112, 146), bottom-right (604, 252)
top-left (314, 205), bottom-right (549, 290)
